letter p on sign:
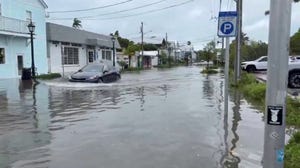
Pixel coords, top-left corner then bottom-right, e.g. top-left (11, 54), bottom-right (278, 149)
top-left (221, 22), bottom-right (234, 35)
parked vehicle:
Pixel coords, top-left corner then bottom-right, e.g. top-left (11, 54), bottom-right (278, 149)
top-left (288, 61), bottom-right (300, 88)
top-left (241, 56), bottom-right (300, 73)
top-left (69, 61), bottom-right (121, 83)
top-left (241, 56), bottom-right (268, 72)
top-left (241, 56), bottom-right (300, 88)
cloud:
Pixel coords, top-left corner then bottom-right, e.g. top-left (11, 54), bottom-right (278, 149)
top-left (244, 19), bottom-right (268, 33)
top-left (44, 0), bottom-right (300, 50)
top-left (188, 8), bottom-right (203, 19)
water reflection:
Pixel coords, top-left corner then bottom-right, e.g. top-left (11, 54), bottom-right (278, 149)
top-left (224, 89), bottom-right (242, 167)
top-left (0, 67), bottom-right (265, 168)
top-left (202, 75), bottom-right (214, 100)
top-left (0, 80), bottom-right (52, 168)
top-left (48, 87), bottom-right (123, 129)
top-left (219, 85), bottom-right (243, 167)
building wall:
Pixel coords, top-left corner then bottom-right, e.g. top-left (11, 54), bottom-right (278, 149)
top-left (0, 0), bottom-right (47, 79)
top-left (0, 36), bottom-right (30, 78)
top-left (48, 43), bottom-right (88, 74)
top-left (152, 56), bottom-right (158, 66)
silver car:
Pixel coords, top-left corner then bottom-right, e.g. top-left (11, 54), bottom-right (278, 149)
top-left (69, 62), bottom-right (121, 83)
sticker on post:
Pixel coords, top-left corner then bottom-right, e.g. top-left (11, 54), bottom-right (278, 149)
top-left (276, 149), bottom-right (284, 163)
top-left (267, 106), bottom-right (283, 125)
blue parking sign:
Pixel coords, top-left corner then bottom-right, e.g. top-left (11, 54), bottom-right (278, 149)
top-left (218, 11), bottom-right (237, 37)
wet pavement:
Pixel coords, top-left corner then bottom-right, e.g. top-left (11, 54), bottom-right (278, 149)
top-left (0, 67), bottom-right (265, 168)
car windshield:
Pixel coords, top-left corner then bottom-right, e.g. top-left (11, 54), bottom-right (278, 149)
top-left (80, 64), bottom-right (103, 72)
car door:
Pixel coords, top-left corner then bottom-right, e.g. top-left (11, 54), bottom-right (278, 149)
top-left (101, 64), bottom-right (111, 83)
top-left (256, 57), bottom-right (268, 70)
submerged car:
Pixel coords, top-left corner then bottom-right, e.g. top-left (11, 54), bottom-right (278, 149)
top-left (69, 61), bottom-right (121, 83)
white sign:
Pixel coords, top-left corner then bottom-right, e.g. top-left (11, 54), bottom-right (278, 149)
top-left (218, 11), bottom-right (237, 37)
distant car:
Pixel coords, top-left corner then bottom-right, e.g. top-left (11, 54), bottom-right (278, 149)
top-left (69, 61), bottom-right (121, 83)
top-left (241, 56), bottom-right (268, 72)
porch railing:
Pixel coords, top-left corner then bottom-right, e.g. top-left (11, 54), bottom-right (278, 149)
top-left (0, 16), bottom-right (28, 34)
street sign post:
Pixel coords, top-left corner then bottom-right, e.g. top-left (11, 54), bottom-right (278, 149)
top-left (218, 11), bottom-right (237, 115)
top-left (218, 11), bottom-right (237, 37)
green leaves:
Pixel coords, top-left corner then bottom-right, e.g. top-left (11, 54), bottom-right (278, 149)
top-left (72, 18), bottom-right (82, 29)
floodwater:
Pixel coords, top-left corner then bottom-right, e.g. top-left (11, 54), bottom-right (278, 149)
top-left (0, 66), bottom-right (265, 168)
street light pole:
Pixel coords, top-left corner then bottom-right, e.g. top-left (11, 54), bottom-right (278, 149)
top-left (28, 21), bottom-right (36, 79)
top-left (141, 22), bottom-right (144, 69)
top-left (111, 36), bottom-right (116, 66)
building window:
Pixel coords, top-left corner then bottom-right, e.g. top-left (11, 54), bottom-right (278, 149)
top-left (63, 47), bottom-right (79, 65)
top-left (101, 50), bottom-right (112, 60)
top-left (0, 48), bottom-right (5, 64)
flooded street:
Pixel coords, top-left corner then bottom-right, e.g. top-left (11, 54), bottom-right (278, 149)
top-left (0, 66), bottom-right (265, 168)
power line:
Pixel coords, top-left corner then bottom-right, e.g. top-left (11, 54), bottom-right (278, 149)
top-left (82, 0), bottom-right (194, 20)
top-left (49, 0), bottom-right (168, 20)
top-left (48, 0), bottom-right (133, 13)
top-left (48, 0), bottom-right (194, 21)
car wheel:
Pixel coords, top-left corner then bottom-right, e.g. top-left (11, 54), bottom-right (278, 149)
top-left (116, 74), bottom-right (121, 80)
top-left (97, 78), bottom-right (103, 83)
top-left (246, 65), bottom-right (256, 73)
top-left (288, 72), bottom-right (300, 88)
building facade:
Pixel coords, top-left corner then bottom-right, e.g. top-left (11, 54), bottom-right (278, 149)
top-left (46, 23), bottom-right (120, 74)
top-left (0, 0), bottom-right (48, 78)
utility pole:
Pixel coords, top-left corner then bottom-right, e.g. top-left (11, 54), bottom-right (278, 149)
top-left (234, 0), bottom-right (242, 85)
top-left (166, 33), bottom-right (170, 67)
top-left (140, 22), bottom-right (144, 69)
top-left (263, 0), bottom-right (291, 167)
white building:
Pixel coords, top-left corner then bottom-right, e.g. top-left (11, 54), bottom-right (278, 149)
top-left (46, 23), bottom-right (120, 74)
top-left (0, 0), bottom-right (48, 78)
top-left (138, 51), bottom-right (159, 68)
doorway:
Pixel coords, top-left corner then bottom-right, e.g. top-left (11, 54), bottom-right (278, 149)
top-left (88, 50), bottom-right (95, 63)
top-left (17, 55), bottom-right (23, 75)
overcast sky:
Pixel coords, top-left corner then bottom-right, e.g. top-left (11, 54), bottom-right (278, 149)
top-left (45, 0), bottom-right (300, 50)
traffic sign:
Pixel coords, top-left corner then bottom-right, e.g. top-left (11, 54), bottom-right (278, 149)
top-left (218, 11), bottom-right (237, 37)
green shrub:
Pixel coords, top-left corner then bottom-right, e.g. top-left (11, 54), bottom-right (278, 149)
top-left (201, 68), bottom-right (218, 74)
top-left (285, 132), bottom-right (300, 168)
top-left (36, 73), bottom-right (61, 80)
top-left (238, 72), bottom-right (257, 86)
top-left (209, 65), bottom-right (219, 69)
top-left (286, 97), bottom-right (300, 127)
top-left (242, 83), bottom-right (266, 102)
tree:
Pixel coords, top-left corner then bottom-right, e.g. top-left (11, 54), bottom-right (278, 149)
top-left (143, 43), bottom-right (158, 51)
top-left (203, 41), bottom-right (217, 69)
top-left (124, 43), bottom-right (140, 67)
top-left (110, 30), bottom-right (133, 49)
top-left (290, 28), bottom-right (300, 55)
top-left (162, 39), bottom-right (166, 48)
top-left (72, 18), bottom-right (82, 29)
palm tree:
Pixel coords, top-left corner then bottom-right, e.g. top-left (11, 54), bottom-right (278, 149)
top-left (72, 18), bottom-right (82, 29)
top-left (124, 43), bottom-right (140, 67)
